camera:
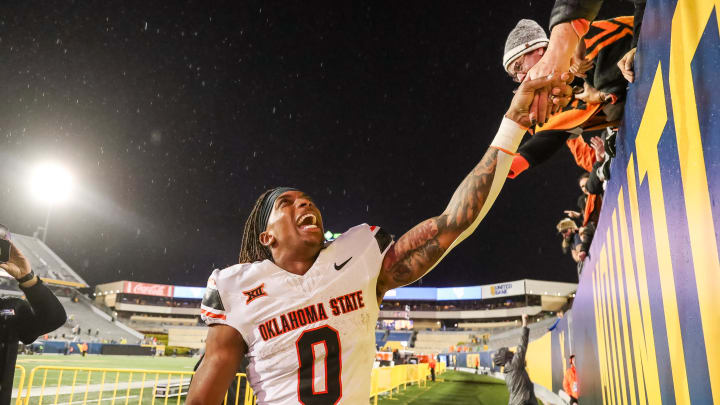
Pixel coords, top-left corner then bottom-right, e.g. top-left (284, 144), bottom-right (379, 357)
top-left (0, 224), bottom-right (10, 263)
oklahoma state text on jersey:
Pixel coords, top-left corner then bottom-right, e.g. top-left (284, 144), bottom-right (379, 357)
top-left (201, 224), bottom-right (393, 405)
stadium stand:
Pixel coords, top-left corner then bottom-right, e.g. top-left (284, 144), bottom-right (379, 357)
top-left (0, 233), bottom-right (145, 346)
top-left (378, 279), bottom-right (575, 327)
top-left (94, 281), bottom-right (203, 335)
top-left (128, 315), bottom-right (198, 329)
top-left (456, 321), bottom-right (517, 329)
top-left (485, 317), bottom-right (557, 350)
top-left (375, 279), bottom-right (575, 357)
top-left (386, 330), bottom-right (413, 343)
top-left (379, 330), bottom-right (415, 351)
top-left (413, 331), bottom-right (475, 354)
top-left (167, 326), bottom-right (208, 349)
top-left (9, 234), bottom-right (87, 287)
top-left (54, 296), bottom-right (142, 343)
top-left (1, 233), bottom-right (576, 359)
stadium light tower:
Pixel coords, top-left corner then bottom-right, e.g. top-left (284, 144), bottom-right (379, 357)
top-left (30, 162), bottom-right (74, 243)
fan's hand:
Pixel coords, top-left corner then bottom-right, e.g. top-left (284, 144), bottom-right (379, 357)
top-left (0, 240), bottom-right (33, 281)
top-left (506, 72), bottom-right (574, 128)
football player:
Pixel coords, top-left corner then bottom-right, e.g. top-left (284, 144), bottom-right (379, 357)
top-left (187, 73), bottom-right (573, 405)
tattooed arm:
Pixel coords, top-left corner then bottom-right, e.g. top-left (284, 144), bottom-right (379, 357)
top-left (376, 73), bottom-right (573, 298)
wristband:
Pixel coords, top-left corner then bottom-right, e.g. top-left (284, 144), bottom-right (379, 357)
top-left (16, 270), bottom-right (35, 284)
top-left (490, 117), bottom-right (527, 154)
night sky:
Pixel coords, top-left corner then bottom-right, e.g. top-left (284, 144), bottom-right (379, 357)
top-left (0, 1), bottom-right (633, 288)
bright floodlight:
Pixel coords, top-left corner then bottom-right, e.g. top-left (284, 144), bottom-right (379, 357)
top-left (30, 163), bottom-right (74, 204)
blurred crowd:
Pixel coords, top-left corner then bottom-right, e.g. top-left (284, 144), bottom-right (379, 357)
top-left (119, 294), bottom-right (199, 308)
top-left (380, 296), bottom-right (532, 312)
top-left (502, 0), bottom-right (647, 278)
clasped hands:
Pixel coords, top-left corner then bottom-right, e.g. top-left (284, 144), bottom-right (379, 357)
top-left (505, 71), bottom-right (574, 129)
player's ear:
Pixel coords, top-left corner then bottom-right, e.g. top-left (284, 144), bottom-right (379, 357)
top-left (259, 231), bottom-right (274, 247)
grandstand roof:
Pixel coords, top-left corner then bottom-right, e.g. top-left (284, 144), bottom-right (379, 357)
top-left (96, 280), bottom-right (204, 299)
top-left (93, 278), bottom-right (578, 302)
top-left (1, 234), bottom-right (88, 288)
top-left (384, 279), bottom-right (577, 302)
top-left (524, 279), bottom-right (577, 297)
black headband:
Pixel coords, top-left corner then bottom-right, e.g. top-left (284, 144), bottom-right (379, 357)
top-left (257, 187), bottom-right (299, 233)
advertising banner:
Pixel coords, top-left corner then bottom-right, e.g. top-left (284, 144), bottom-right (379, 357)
top-left (123, 281), bottom-right (173, 297)
top-left (386, 282), bottom-right (527, 301)
top-left (436, 286), bottom-right (483, 301)
top-left (383, 287), bottom-right (437, 301)
top-left (173, 286), bottom-right (205, 299)
top-left (481, 280), bottom-right (525, 298)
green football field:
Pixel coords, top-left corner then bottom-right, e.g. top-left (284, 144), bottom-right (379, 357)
top-left (14, 355), bottom-right (540, 405)
top-left (376, 371), bottom-right (544, 405)
top-left (14, 355), bottom-right (200, 405)
top-left (16, 354), bottom-right (198, 374)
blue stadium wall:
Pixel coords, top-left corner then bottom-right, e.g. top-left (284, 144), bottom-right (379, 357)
top-left (521, 0), bottom-right (720, 403)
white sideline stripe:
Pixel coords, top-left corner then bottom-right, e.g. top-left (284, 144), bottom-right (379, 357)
top-left (57, 394), bottom-right (139, 405)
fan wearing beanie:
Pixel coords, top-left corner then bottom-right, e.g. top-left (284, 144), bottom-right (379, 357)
top-left (503, 19), bottom-right (550, 83)
top-left (501, 15), bottom-right (634, 181)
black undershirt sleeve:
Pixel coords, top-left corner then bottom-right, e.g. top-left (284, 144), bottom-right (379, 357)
top-left (517, 130), bottom-right (573, 168)
top-left (549, 0), bottom-right (604, 30)
top-left (17, 279), bottom-right (67, 343)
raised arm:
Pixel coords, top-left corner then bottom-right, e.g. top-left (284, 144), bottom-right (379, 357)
top-left (512, 314), bottom-right (530, 368)
top-left (376, 74), bottom-right (573, 298)
top-left (187, 325), bottom-right (247, 405)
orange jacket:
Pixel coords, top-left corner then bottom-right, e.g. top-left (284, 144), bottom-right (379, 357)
top-left (565, 136), bottom-right (602, 226)
top-left (563, 365), bottom-right (578, 397)
top-left (565, 136), bottom-right (596, 172)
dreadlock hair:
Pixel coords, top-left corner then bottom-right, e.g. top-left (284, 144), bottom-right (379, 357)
top-left (239, 189), bottom-right (275, 264)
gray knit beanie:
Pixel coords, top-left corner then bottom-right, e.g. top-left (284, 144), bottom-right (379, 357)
top-left (503, 19), bottom-right (549, 72)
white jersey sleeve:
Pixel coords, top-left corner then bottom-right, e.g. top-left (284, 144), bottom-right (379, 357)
top-left (200, 269), bottom-right (228, 325)
top-left (359, 225), bottom-right (393, 280)
top-left (200, 264), bottom-right (250, 338)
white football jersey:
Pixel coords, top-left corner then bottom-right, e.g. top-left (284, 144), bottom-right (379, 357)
top-left (201, 224), bottom-right (393, 405)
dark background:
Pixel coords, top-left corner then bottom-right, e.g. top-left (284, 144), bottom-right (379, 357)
top-left (0, 1), bottom-right (633, 287)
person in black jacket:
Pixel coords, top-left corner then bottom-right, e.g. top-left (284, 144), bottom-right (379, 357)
top-left (0, 236), bottom-right (67, 405)
top-left (493, 314), bottom-right (537, 405)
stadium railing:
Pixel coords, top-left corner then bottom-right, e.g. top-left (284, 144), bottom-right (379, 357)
top-left (15, 363), bottom-right (442, 405)
top-left (369, 363), bottom-right (444, 404)
top-left (13, 365), bottom-right (25, 405)
top-left (16, 366), bottom-right (254, 405)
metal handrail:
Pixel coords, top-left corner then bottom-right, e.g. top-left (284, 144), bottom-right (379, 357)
top-left (14, 365), bottom-right (26, 405)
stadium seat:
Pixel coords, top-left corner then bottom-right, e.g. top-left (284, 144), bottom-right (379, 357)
top-left (54, 296), bottom-right (142, 343)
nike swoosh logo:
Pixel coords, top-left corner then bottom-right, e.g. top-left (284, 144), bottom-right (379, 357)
top-left (334, 257), bottom-right (352, 271)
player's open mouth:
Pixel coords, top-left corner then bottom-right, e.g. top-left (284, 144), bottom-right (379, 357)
top-left (296, 213), bottom-right (320, 231)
